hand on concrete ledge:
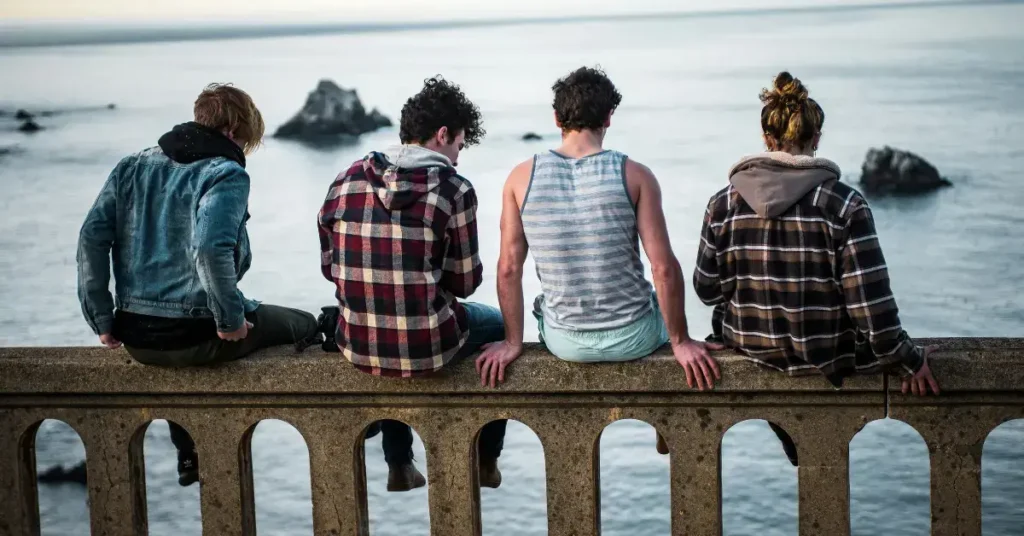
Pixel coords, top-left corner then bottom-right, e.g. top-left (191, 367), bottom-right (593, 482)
top-left (475, 341), bottom-right (524, 388)
top-left (672, 339), bottom-right (724, 391)
top-left (98, 333), bottom-right (121, 349)
top-left (902, 345), bottom-right (941, 396)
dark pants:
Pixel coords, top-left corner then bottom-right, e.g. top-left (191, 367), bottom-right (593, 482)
top-left (125, 304), bottom-right (319, 453)
top-left (372, 302), bottom-right (508, 465)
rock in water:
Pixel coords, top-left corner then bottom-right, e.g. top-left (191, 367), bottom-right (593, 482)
top-left (274, 80), bottom-right (392, 144)
top-left (15, 109), bottom-right (34, 120)
top-left (521, 132), bottom-right (543, 141)
top-left (18, 119), bottom-right (43, 133)
top-left (38, 462), bottom-right (87, 485)
top-left (860, 146), bottom-right (952, 195)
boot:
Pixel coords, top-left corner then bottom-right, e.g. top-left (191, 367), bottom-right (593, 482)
top-left (479, 458), bottom-right (502, 489)
top-left (387, 462), bottom-right (426, 492)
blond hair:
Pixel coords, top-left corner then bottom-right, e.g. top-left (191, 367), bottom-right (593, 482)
top-left (193, 83), bottom-right (265, 154)
top-left (759, 72), bottom-right (824, 152)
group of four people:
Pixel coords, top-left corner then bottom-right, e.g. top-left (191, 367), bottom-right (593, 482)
top-left (77, 67), bottom-right (939, 492)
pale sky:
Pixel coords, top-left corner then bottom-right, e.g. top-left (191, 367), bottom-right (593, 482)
top-left (1, 0), bottom-right (950, 23)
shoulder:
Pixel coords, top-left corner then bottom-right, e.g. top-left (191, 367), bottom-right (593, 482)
top-left (814, 180), bottom-right (871, 221)
top-left (703, 184), bottom-right (734, 220)
top-left (624, 157), bottom-right (655, 180)
top-left (444, 172), bottom-right (476, 204)
top-left (506, 158), bottom-right (534, 188)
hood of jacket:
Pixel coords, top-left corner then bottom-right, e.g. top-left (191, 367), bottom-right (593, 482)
top-left (157, 122), bottom-right (246, 168)
top-left (728, 152), bottom-right (841, 218)
top-left (370, 144), bottom-right (455, 210)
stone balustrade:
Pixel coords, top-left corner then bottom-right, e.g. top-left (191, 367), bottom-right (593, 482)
top-left (1, 337), bottom-right (1021, 536)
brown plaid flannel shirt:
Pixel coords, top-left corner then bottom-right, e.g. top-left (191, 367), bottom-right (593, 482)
top-left (693, 165), bottom-right (923, 387)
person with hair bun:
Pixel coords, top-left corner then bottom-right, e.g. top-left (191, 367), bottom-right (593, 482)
top-left (693, 72), bottom-right (939, 418)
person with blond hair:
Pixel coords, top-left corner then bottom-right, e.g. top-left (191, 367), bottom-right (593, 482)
top-left (692, 72), bottom-right (939, 462)
top-left (77, 83), bottom-right (319, 486)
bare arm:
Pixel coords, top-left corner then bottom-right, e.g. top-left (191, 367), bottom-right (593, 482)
top-left (476, 159), bottom-right (532, 388)
top-left (628, 159), bottom-right (724, 389)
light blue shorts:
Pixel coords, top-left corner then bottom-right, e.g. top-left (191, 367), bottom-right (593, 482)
top-left (534, 294), bottom-right (670, 363)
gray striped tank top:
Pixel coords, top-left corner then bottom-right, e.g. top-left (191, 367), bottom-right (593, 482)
top-left (521, 149), bottom-right (653, 331)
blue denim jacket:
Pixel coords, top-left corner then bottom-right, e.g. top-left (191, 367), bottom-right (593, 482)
top-left (77, 147), bottom-right (258, 335)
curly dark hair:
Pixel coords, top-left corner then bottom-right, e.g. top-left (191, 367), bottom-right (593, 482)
top-left (399, 76), bottom-right (485, 146)
top-left (552, 67), bottom-right (622, 132)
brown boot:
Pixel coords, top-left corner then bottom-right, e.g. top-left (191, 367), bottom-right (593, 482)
top-left (386, 462), bottom-right (426, 492)
top-left (479, 458), bottom-right (502, 489)
top-left (656, 433), bottom-right (670, 455)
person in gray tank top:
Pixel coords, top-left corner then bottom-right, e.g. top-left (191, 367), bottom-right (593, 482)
top-left (475, 67), bottom-right (724, 395)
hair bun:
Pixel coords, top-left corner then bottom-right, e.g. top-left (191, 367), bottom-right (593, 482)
top-left (772, 71), bottom-right (808, 102)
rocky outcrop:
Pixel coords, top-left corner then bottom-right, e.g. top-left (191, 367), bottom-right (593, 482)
top-left (18, 119), bottom-right (43, 133)
top-left (38, 462), bottom-right (87, 485)
top-left (274, 80), bottom-right (391, 145)
top-left (14, 109), bottom-right (33, 120)
top-left (860, 146), bottom-right (952, 195)
top-left (521, 132), bottom-right (543, 141)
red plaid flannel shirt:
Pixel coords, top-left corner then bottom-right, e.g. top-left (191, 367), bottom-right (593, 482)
top-left (318, 152), bottom-right (482, 377)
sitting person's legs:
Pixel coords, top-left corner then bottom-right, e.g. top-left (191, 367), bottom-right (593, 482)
top-left (127, 304), bottom-right (318, 367)
top-left (126, 304), bottom-right (318, 486)
top-left (457, 301), bottom-right (509, 488)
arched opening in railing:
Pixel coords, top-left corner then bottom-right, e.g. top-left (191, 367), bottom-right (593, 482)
top-left (721, 419), bottom-right (797, 535)
top-left (599, 419), bottom-right (669, 534)
top-left (982, 418), bottom-right (1024, 534)
top-left (479, 419), bottom-right (547, 535)
top-left (250, 419), bottom-right (313, 535)
top-left (33, 419), bottom-right (90, 536)
top-left (849, 418), bottom-right (929, 535)
top-left (363, 419), bottom-right (430, 535)
top-left (142, 419), bottom-right (202, 534)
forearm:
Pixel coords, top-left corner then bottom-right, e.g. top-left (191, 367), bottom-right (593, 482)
top-left (652, 260), bottom-right (690, 345)
top-left (195, 247), bottom-right (245, 332)
top-left (76, 241), bottom-right (115, 335)
top-left (496, 271), bottom-right (525, 347)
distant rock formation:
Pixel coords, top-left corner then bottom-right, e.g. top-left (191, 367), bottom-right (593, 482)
top-left (274, 80), bottom-right (392, 145)
top-left (521, 132), bottom-right (543, 141)
top-left (15, 109), bottom-right (34, 120)
top-left (860, 146), bottom-right (952, 195)
top-left (18, 119), bottom-right (43, 133)
top-left (38, 462), bottom-right (87, 485)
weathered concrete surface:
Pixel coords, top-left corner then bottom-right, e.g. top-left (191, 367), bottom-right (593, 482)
top-left (1, 338), bottom-right (1021, 536)
top-left (0, 343), bottom-right (889, 394)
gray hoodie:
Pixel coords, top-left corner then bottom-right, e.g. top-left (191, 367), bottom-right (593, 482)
top-left (373, 144), bottom-right (455, 211)
top-left (728, 152), bottom-right (842, 218)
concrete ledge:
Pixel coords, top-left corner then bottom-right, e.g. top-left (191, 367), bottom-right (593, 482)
top-left (0, 338), bottom-right (1020, 395)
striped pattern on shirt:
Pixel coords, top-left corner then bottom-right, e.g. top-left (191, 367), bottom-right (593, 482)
top-left (521, 150), bottom-right (653, 331)
top-left (693, 171), bottom-right (924, 387)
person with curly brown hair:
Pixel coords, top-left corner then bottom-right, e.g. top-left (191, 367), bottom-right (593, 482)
top-left (692, 72), bottom-right (940, 464)
top-left (318, 76), bottom-right (506, 491)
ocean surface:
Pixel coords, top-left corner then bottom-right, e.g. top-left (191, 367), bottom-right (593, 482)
top-left (2, 2), bottom-right (1023, 534)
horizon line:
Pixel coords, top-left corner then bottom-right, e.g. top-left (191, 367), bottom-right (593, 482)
top-left (1, 0), bottom-right (1020, 48)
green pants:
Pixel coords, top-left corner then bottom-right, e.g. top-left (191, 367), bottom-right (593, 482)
top-left (125, 304), bottom-right (318, 367)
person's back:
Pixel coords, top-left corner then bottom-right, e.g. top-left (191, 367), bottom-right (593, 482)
top-left (319, 77), bottom-right (507, 493)
top-left (78, 84), bottom-right (320, 488)
top-left (320, 146), bottom-right (479, 374)
top-left (86, 143), bottom-right (253, 343)
top-left (477, 67), bottom-right (722, 396)
top-left (693, 71), bottom-right (939, 396)
top-left (522, 149), bottom-right (653, 332)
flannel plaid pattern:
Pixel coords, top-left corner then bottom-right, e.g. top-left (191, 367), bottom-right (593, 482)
top-left (318, 152), bottom-right (482, 377)
top-left (693, 178), bottom-right (923, 387)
